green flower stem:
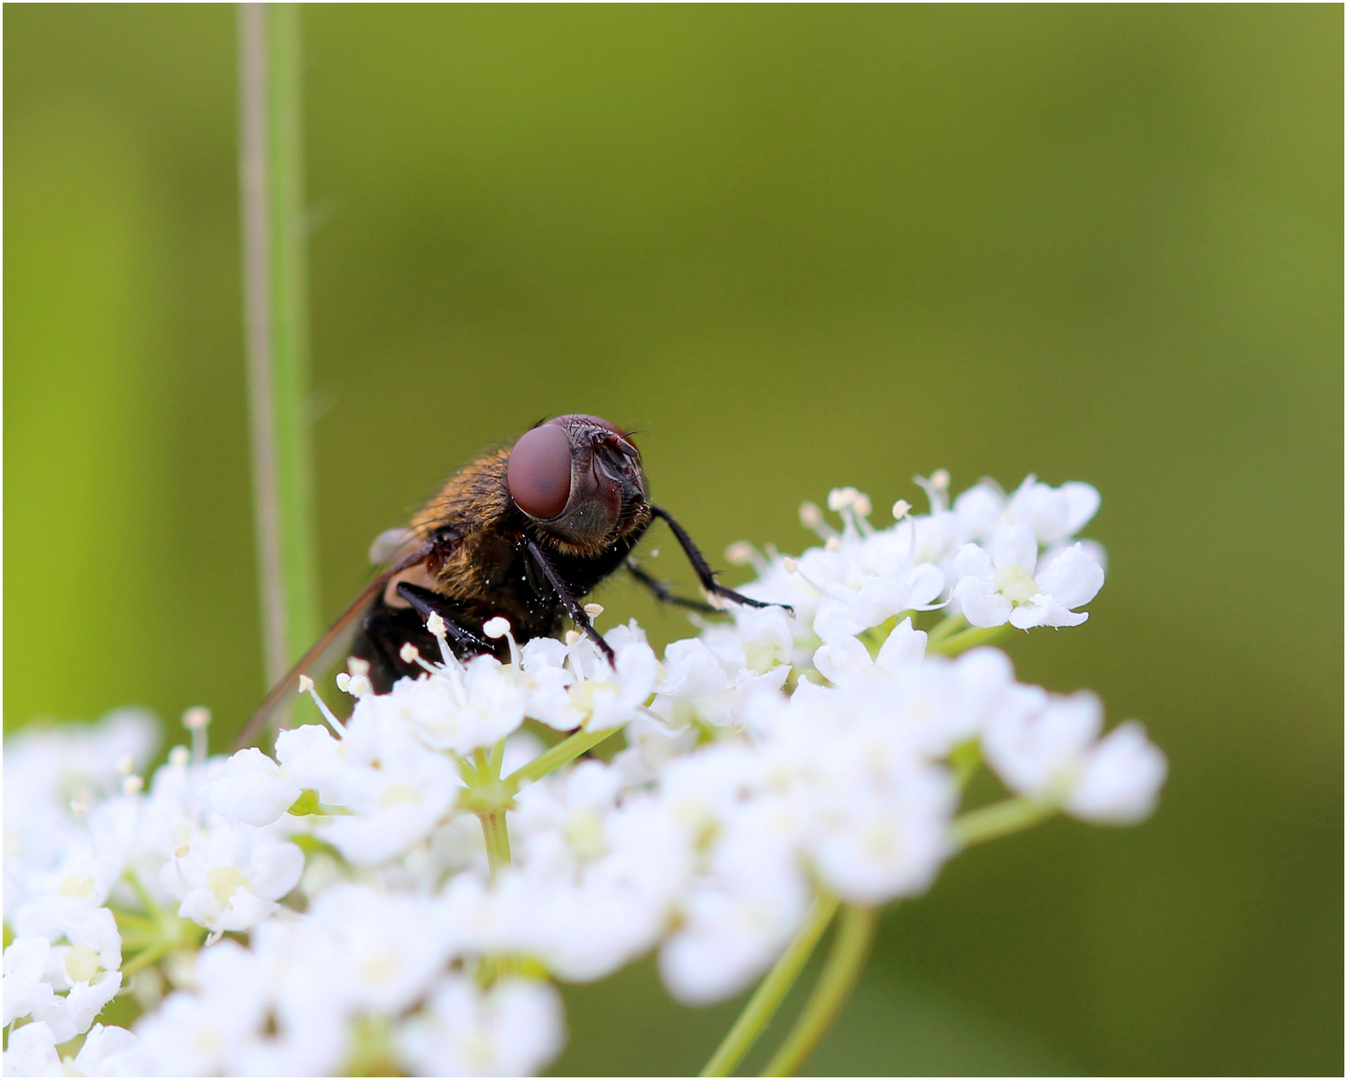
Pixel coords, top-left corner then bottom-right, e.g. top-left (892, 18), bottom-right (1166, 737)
top-left (116, 912), bottom-right (205, 977)
top-left (114, 869), bottom-right (206, 976)
top-left (239, 2), bottom-right (320, 713)
top-left (504, 725), bottom-right (621, 791)
top-left (457, 755), bottom-right (483, 788)
top-left (479, 808), bottom-right (512, 882)
top-left (700, 893), bottom-right (839, 1078)
top-left (858, 612), bottom-right (909, 656)
top-left (760, 904), bottom-right (879, 1077)
top-left (471, 738), bottom-right (514, 880)
top-left (469, 739), bottom-right (518, 979)
top-left (121, 941), bottom-right (179, 978)
top-left (474, 810), bottom-right (520, 977)
top-left (949, 739), bottom-right (982, 789)
top-left (952, 796), bottom-right (1055, 847)
top-left (927, 623), bottom-right (1009, 656)
top-left (112, 912), bottom-right (156, 934)
top-left (924, 613), bottom-right (966, 646)
top-left (120, 868), bottom-right (165, 918)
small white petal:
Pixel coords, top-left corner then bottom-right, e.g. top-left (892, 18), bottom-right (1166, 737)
top-left (1066, 721), bottom-right (1168, 824)
top-left (1036, 543), bottom-right (1105, 610)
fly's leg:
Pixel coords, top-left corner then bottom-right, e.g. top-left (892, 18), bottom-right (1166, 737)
top-left (395, 583), bottom-right (492, 654)
top-left (626, 558), bottom-right (720, 613)
top-left (649, 505), bottom-right (793, 613)
top-left (524, 537), bottom-right (616, 664)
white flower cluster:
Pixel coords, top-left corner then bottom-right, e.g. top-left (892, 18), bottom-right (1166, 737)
top-left (2, 475), bottom-right (1166, 1077)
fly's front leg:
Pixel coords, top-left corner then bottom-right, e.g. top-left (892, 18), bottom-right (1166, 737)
top-left (524, 537), bottom-right (616, 665)
top-left (649, 505), bottom-right (793, 613)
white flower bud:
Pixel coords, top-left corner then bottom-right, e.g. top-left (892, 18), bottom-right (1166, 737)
top-left (182, 706), bottom-right (211, 731)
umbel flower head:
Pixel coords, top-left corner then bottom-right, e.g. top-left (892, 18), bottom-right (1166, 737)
top-left (2, 473), bottom-right (1165, 1077)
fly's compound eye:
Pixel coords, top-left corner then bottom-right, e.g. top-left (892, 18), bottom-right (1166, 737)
top-left (508, 424), bottom-right (573, 518)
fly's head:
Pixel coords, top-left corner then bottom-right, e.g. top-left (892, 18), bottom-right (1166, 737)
top-left (506, 414), bottom-right (649, 550)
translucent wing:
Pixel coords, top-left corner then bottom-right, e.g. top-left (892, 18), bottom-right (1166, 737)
top-left (234, 545), bottom-right (431, 750)
top-left (368, 527), bottom-right (416, 565)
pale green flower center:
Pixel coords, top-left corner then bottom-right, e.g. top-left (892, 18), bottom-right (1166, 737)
top-left (379, 782), bottom-right (422, 808)
top-left (563, 808), bottom-right (609, 861)
top-left (995, 563), bottom-right (1040, 604)
top-left (744, 641), bottom-right (782, 674)
top-left (64, 944), bottom-right (101, 983)
top-left (60, 875), bottom-right (95, 898)
top-left (205, 866), bottom-right (252, 904)
top-left (570, 680), bottom-right (617, 712)
top-left (360, 950), bottom-right (399, 985)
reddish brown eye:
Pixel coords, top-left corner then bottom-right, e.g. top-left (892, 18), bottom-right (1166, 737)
top-left (508, 424), bottom-right (572, 518)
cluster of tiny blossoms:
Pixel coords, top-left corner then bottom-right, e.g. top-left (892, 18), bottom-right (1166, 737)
top-left (3, 474), bottom-right (1167, 1077)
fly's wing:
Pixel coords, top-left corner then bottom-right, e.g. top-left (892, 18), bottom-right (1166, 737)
top-left (368, 527), bottom-right (416, 565)
top-left (234, 545), bottom-right (431, 750)
top-left (233, 573), bottom-right (387, 750)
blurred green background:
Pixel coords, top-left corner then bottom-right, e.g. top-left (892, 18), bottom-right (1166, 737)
top-left (5, 5), bottom-right (1341, 1075)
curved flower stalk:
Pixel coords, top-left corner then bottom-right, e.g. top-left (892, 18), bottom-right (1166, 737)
top-left (2, 474), bottom-right (1166, 1077)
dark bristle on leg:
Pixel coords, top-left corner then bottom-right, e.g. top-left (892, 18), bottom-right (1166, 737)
top-left (649, 505), bottom-right (793, 613)
top-left (626, 559), bottom-right (720, 613)
top-left (524, 537), bottom-right (617, 665)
